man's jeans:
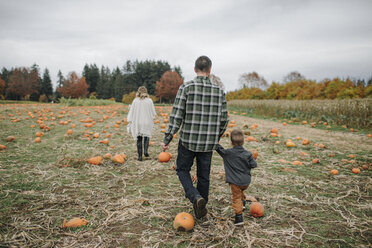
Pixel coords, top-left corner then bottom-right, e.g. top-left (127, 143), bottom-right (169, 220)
top-left (176, 141), bottom-right (213, 204)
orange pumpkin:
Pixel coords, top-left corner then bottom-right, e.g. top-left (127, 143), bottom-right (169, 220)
top-left (88, 156), bottom-right (102, 165)
top-left (352, 168), bottom-right (360, 174)
top-left (173, 212), bottom-right (194, 231)
top-left (66, 130), bottom-right (73, 135)
top-left (312, 158), bottom-right (320, 164)
top-left (286, 141), bottom-right (296, 147)
top-left (158, 152), bottom-right (171, 162)
top-left (302, 139), bottom-right (310, 145)
top-left (251, 150), bottom-right (258, 160)
top-left (93, 133), bottom-right (100, 138)
top-left (36, 131), bottom-right (44, 137)
top-left (62, 218), bottom-right (88, 228)
top-left (0, 144), bottom-right (6, 150)
top-left (100, 139), bottom-right (109, 145)
top-left (292, 160), bottom-right (303, 166)
top-left (347, 154), bottom-right (355, 159)
top-left (250, 202), bottom-right (264, 217)
top-left (6, 136), bottom-right (15, 142)
top-left (112, 154), bottom-right (125, 164)
top-left (246, 136), bottom-right (257, 142)
top-left (271, 128), bottom-right (278, 134)
top-left (330, 169), bottom-right (339, 175)
top-left (103, 153), bottom-right (112, 159)
top-left (34, 137), bottom-right (41, 143)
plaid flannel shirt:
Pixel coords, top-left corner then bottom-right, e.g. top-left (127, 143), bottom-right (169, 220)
top-left (163, 76), bottom-right (229, 152)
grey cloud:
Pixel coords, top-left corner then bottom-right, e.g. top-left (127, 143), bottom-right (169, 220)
top-left (0, 0), bottom-right (371, 91)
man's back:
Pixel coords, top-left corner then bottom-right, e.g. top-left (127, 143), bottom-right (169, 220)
top-left (164, 75), bottom-right (228, 152)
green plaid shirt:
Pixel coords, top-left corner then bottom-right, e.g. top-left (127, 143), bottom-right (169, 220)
top-left (163, 76), bottom-right (229, 152)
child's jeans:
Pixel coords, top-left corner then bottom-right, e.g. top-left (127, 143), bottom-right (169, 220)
top-left (230, 184), bottom-right (248, 214)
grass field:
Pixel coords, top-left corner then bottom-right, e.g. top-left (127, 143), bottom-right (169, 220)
top-left (228, 99), bottom-right (372, 129)
top-left (0, 103), bottom-right (371, 247)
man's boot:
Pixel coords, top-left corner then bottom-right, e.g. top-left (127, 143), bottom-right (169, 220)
top-left (137, 136), bottom-right (143, 161)
top-left (144, 137), bottom-right (149, 157)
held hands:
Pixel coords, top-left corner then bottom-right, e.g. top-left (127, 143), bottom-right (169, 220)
top-left (161, 143), bottom-right (169, 152)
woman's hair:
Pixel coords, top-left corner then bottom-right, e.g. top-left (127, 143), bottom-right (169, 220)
top-left (136, 86), bottom-right (149, 100)
top-left (231, 129), bottom-right (244, 146)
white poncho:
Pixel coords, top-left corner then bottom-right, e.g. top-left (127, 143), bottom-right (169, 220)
top-left (127, 97), bottom-right (156, 140)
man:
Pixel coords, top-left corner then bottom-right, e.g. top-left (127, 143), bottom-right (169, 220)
top-left (162, 55), bottom-right (229, 219)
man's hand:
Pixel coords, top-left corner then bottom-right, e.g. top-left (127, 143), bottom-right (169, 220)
top-left (162, 143), bottom-right (169, 152)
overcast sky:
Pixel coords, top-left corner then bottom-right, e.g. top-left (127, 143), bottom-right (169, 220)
top-left (1, 0), bottom-right (371, 91)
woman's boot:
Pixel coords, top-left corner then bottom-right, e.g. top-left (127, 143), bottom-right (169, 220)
top-left (144, 137), bottom-right (149, 157)
top-left (137, 136), bottom-right (143, 161)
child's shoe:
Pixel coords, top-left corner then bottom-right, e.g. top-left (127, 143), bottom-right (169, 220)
top-left (242, 200), bottom-right (246, 211)
top-left (234, 214), bottom-right (244, 226)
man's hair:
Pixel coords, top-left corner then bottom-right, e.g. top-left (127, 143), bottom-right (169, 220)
top-left (195, 56), bottom-right (212, 72)
top-left (231, 129), bottom-right (244, 146)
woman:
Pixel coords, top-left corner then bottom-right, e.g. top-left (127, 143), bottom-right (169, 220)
top-left (127, 86), bottom-right (156, 161)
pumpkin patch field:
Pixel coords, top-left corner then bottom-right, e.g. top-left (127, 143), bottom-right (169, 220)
top-left (0, 103), bottom-right (371, 247)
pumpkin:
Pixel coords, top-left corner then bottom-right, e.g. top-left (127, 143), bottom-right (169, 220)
top-left (62, 218), bottom-right (88, 228)
top-left (173, 212), bottom-right (194, 231)
top-left (275, 140), bottom-right (281, 144)
top-left (158, 152), bottom-right (171, 162)
top-left (251, 150), bottom-right (258, 160)
top-left (36, 131), bottom-right (44, 137)
top-left (318, 144), bottom-right (325, 149)
top-left (352, 168), bottom-right (360, 174)
top-left (0, 144), bottom-right (6, 150)
top-left (270, 133), bottom-right (277, 137)
top-left (246, 136), bottom-right (257, 142)
top-left (292, 160), bottom-right (303, 166)
top-left (302, 120), bottom-right (308, 125)
top-left (71, 124), bottom-right (76, 128)
top-left (100, 139), bottom-right (109, 144)
top-left (66, 129), bottom-right (73, 135)
top-left (161, 124), bottom-right (166, 128)
top-left (6, 136), bottom-right (15, 142)
top-left (286, 141), bottom-right (296, 147)
top-left (300, 151), bottom-right (309, 156)
top-left (312, 158), bottom-right (320, 164)
top-left (271, 128), bottom-right (278, 134)
top-left (250, 202), bottom-right (264, 217)
top-left (302, 139), bottom-right (310, 145)
top-left (330, 169), bottom-right (339, 175)
top-left (149, 141), bottom-right (155, 146)
top-left (163, 119), bottom-right (169, 123)
top-left (347, 154), bottom-right (355, 159)
top-left (34, 137), bottom-right (41, 143)
top-left (88, 156), bottom-right (102, 165)
top-left (112, 154), bottom-right (125, 164)
top-left (282, 122), bottom-right (287, 126)
top-left (161, 129), bottom-right (166, 133)
top-left (368, 134), bottom-right (371, 138)
top-left (93, 133), bottom-right (100, 138)
top-left (103, 153), bottom-right (112, 159)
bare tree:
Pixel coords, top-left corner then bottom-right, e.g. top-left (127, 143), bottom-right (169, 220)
top-left (239, 71), bottom-right (268, 89)
top-left (283, 71), bottom-right (305, 83)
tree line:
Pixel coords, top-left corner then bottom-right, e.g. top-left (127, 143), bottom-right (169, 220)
top-left (227, 71), bottom-right (372, 100)
top-left (0, 60), bottom-right (183, 103)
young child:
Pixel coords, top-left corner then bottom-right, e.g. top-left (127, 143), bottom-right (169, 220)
top-left (216, 129), bottom-right (257, 225)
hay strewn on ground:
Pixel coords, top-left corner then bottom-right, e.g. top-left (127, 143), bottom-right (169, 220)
top-left (0, 104), bottom-right (371, 247)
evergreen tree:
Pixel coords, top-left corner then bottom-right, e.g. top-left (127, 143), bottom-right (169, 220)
top-left (29, 63), bottom-right (41, 101)
top-left (83, 64), bottom-right (100, 94)
top-left (55, 70), bottom-right (65, 100)
top-left (97, 66), bottom-right (111, 99)
top-left (40, 68), bottom-right (53, 100)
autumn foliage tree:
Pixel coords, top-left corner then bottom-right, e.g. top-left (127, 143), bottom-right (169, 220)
top-left (57, 72), bottom-right (88, 98)
top-left (6, 68), bottom-right (40, 100)
top-left (0, 76), bottom-right (5, 98)
top-left (156, 71), bottom-right (183, 103)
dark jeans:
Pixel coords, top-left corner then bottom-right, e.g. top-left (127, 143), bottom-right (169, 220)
top-left (176, 141), bottom-right (213, 204)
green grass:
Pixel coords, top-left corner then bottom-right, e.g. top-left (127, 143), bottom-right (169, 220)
top-left (0, 103), bottom-right (371, 247)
